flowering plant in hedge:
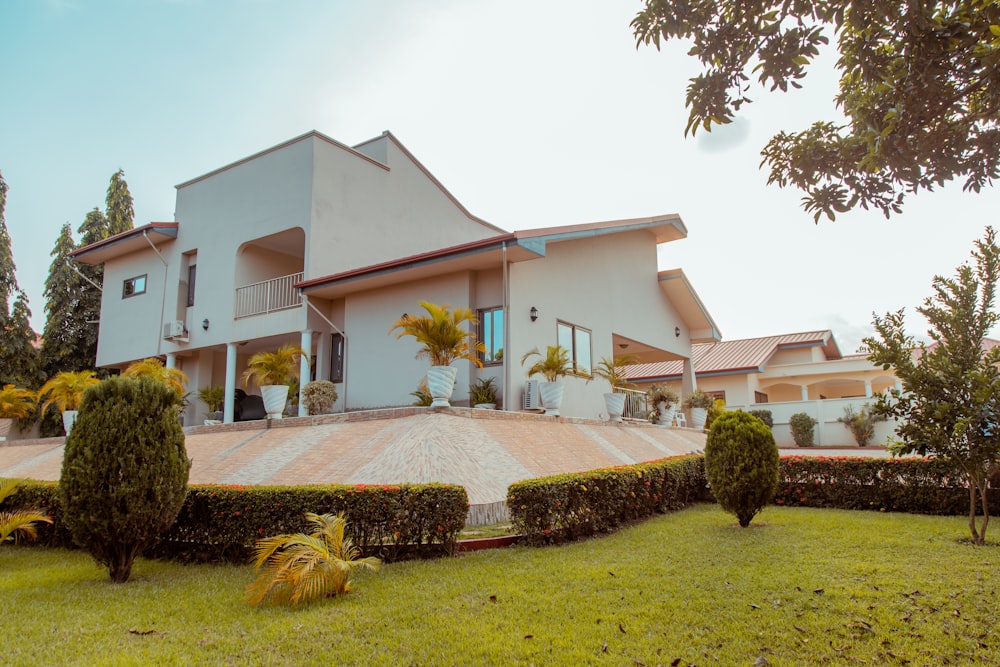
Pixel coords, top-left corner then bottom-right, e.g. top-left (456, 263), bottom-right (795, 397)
top-left (507, 455), bottom-right (706, 545)
top-left (2, 480), bottom-right (468, 563)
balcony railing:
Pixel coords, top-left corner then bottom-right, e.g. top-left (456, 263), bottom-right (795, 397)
top-left (234, 272), bottom-right (303, 319)
top-left (616, 387), bottom-right (649, 422)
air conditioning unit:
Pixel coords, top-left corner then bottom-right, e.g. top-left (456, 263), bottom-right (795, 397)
top-left (522, 380), bottom-right (541, 410)
top-left (162, 320), bottom-right (186, 339)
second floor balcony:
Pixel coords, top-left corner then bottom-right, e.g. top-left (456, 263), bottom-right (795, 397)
top-left (234, 272), bottom-right (303, 319)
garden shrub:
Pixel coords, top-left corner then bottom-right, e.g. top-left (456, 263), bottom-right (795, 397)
top-left (302, 380), bottom-right (338, 415)
top-left (156, 482), bottom-right (468, 562)
top-left (789, 412), bottom-right (818, 447)
top-left (59, 377), bottom-right (191, 582)
top-left (836, 404), bottom-right (885, 446)
top-left (507, 455), bottom-right (706, 545)
top-left (775, 456), bottom-right (1000, 514)
top-left (748, 409), bottom-right (773, 428)
top-left (704, 411), bottom-right (779, 527)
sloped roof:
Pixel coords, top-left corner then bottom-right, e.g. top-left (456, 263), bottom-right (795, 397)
top-left (68, 222), bottom-right (179, 265)
top-left (625, 330), bottom-right (840, 380)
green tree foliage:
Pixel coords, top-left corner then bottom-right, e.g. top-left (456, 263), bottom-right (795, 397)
top-left (0, 173), bottom-right (41, 389)
top-left (59, 376), bottom-right (191, 583)
top-left (246, 512), bottom-right (380, 607)
top-left (837, 404), bottom-right (886, 446)
top-left (632, 0), bottom-right (1000, 221)
top-left (0, 171), bottom-right (16, 315)
top-left (865, 227), bottom-right (1000, 545)
top-left (705, 411), bottom-right (779, 527)
top-left (40, 224), bottom-right (94, 378)
top-left (105, 169), bottom-right (135, 237)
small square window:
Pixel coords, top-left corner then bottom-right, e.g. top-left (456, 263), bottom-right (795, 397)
top-left (123, 274), bottom-right (147, 298)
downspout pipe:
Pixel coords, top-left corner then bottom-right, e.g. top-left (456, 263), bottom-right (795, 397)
top-left (502, 241), bottom-right (510, 412)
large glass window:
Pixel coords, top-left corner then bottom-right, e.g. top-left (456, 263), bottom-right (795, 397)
top-left (478, 307), bottom-right (504, 365)
top-left (122, 274), bottom-right (147, 298)
top-left (557, 321), bottom-right (591, 375)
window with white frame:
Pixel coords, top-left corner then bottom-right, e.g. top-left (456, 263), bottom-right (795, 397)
top-left (557, 321), bottom-right (591, 375)
top-left (122, 274), bottom-right (147, 298)
top-left (478, 307), bottom-right (504, 365)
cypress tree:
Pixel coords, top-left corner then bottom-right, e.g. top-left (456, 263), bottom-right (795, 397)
top-left (59, 376), bottom-right (191, 583)
top-left (0, 171), bottom-right (40, 388)
top-left (105, 169), bottom-right (134, 236)
top-left (0, 171), bottom-right (15, 319)
top-left (40, 224), bottom-right (92, 377)
top-left (704, 411), bottom-right (780, 527)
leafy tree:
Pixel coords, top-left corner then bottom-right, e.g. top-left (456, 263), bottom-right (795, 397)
top-left (59, 376), bottom-right (191, 583)
top-left (0, 171), bottom-right (16, 316)
top-left (632, 0), bottom-right (1000, 221)
top-left (40, 224), bottom-right (94, 378)
top-left (865, 227), bottom-right (1000, 545)
top-left (105, 168), bottom-right (134, 237)
top-left (0, 291), bottom-right (42, 389)
top-left (77, 206), bottom-right (108, 247)
top-left (704, 410), bottom-right (779, 527)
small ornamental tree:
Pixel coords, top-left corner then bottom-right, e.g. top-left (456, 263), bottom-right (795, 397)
top-left (705, 411), bottom-right (780, 527)
top-left (59, 377), bottom-right (191, 583)
top-left (866, 227), bottom-right (1000, 545)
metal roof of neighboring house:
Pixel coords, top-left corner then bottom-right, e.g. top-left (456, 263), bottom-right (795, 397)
top-left (68, 222), bottom-right (179, 265)
top-left (625, 330), bottom-right (840, 380)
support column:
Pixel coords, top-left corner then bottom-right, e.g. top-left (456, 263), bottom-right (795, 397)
top-left (299, 330), bottom-right (313, 416)
top-left (681, 357), bottom-right (697, 396)
top-left (864, 380), bottom-right (873, 398)
top-left (800, 385), bottom-right (809, 401)
top-left (165, 353), bottom-right (176, 369)
top-left (224, 343), bottom-right (237, 424)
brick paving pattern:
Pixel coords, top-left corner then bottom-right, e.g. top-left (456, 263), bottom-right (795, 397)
top-left (0, 408), bottom-right (706, 505)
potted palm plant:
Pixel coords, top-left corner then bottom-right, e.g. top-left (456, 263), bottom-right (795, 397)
top-left (647, 384), bottom-right (680, 425)
top-left (123, 358), bottom-right (189, 405)
top-left (682, 389), bottom-right (715, 430)
top-left (588, 354), bottom-right (639, 422)
top-left (390, 302), bottom-right (485, 408)
top-left (197, 385), bottom-right (226, 421)
top-left (0, 385), bottom-right (35, 440)
top-left (521, 345), bottom-right (573, 416)
top-left (36, 370), bottom-right (100, 436)
top-left (242, 344), bottom-right (306, 419)
top-left (470, 376), bottom-right (498, 409)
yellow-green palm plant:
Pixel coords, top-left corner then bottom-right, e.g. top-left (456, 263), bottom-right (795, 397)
top-left (241, 344), bottom-right (306, 388)
top-left (123, 358), bottom-right (189, 403)
top-left (520, 345), bottom-right (573, 382)
top-left (245, 512), bottom-right (381, 607)
top-left (588, 353), bottom-right (640, 390)
top-left (0, 478), bottom-right (52, 545)
top-left (389, 301), bottom-right (486, 367)
top-left (0, 385), bottom-right (36, 419)
top-left (36, 370), bottom-right (100, 413)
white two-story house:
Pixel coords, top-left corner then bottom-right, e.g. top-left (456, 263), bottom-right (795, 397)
top-left (70, 130), bottom-right (720, 425)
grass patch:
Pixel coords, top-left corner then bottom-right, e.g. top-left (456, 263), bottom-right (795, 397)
top-left (3, 505), bottom-right (999, 665)
top-left (459, 522), bottom-right (515, 540)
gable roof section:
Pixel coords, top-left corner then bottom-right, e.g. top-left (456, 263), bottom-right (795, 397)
top-left (69, 222), bottom-right (179, 265)
top-left (298, 214), bottom-right (689, 300)
top-left (626, 330), bottom-right (840, 381)
top-left (657, 269), bottom-right (722, 343)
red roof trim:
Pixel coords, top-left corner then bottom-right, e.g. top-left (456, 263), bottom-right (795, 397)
top-left (68, 222), bottom-right (179, 258)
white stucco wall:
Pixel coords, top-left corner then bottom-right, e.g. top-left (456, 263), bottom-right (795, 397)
top-left (96, 248), bottom-right (169, 368)
top-left (507, 231), bottom-right (692, 420)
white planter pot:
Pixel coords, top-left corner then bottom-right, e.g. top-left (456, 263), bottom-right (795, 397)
top-left (604, 393), bottom-right (625, 422)
top-left (63, 410), bottom-right (79, 436)
top-left (656, 403), bottom-right (676, 425)
top-left (426, 366), bottom-right (458, 408)
top-left (689, 407), bottom-right (708, 430)
top-left (538, 381), bottom-right (564, 416)
top-left (260, 385), bottom-right (289, 419)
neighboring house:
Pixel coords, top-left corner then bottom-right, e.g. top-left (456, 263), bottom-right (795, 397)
top-left (70, 130), bottom-right (721, 425)
top-left (627, 331), bottom-right (903, 446)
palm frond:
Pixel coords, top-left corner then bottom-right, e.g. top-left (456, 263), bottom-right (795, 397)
top-left (390, 301), bottom-right (485, 367)
top-left (0, 385), bottom-right (36, 419)
top-left (0, 511), bottom-right (53, 544)
top-left (37, 371), bottom-right (100, 413)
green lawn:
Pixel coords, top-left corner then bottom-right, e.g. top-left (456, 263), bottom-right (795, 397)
top-left (3, 505), bottom-right (998, 666)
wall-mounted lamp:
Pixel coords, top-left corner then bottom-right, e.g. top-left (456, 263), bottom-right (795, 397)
top-left (202, 318), bottom-right (210, 331)
top-left (530, 306), bottom-right (538, 322)
top-left (674, 326), bottom-right (681, 338)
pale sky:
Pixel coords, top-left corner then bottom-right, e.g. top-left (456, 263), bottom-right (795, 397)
top-left (3, 0), bottom-right (998, 353)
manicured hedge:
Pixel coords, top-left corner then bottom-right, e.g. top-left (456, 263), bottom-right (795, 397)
top-left (776, 456), bottom-right (1000, 514)
top-left (1, 481), bottom-right (468, 563)
top-left (507, 455), bottom-right (706, 545)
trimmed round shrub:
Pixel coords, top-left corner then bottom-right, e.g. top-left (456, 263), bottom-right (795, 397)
top-left (705, 411), bottom-right (779, 527)
top-left (302, 380), bottom-right (338, 415)
top-left (789, 412), bottom-right (818, 447)
top-left (59, 376), bottom-right (191, 582)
